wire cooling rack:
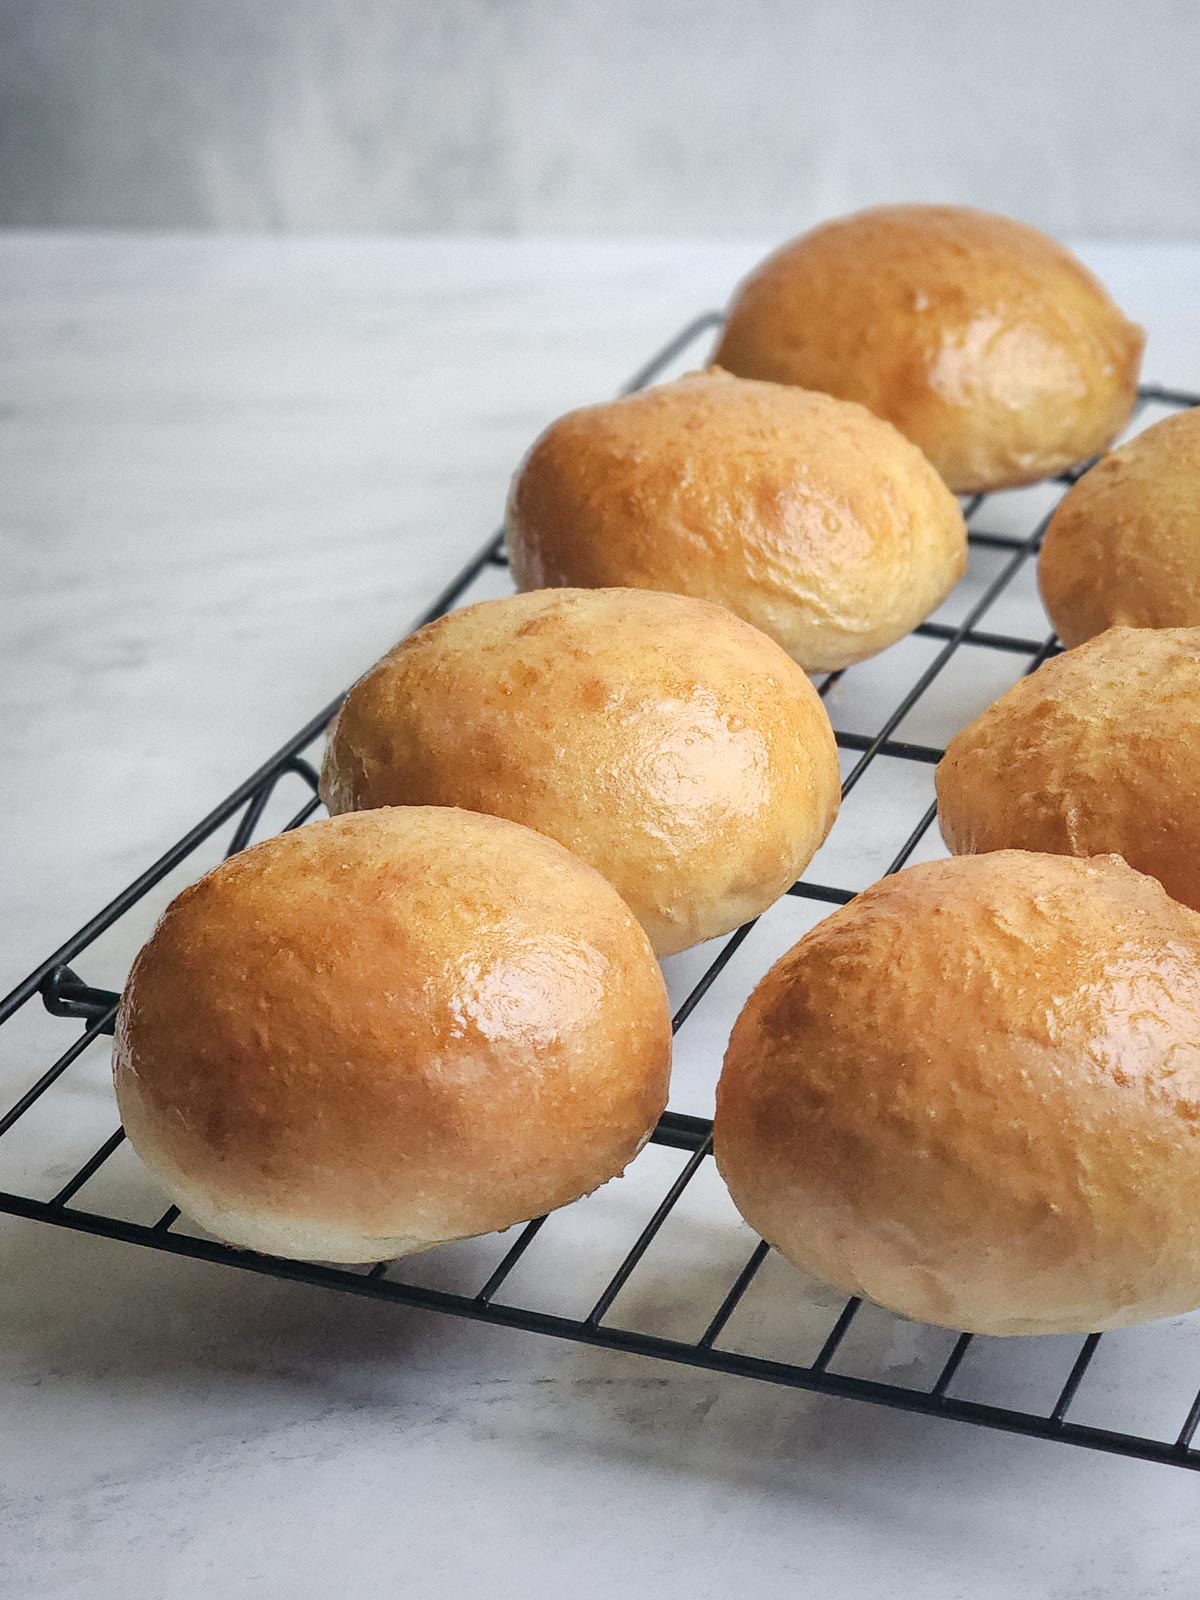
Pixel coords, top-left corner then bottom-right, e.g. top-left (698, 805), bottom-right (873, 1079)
top-left (4, 313), bottom-right (1200, 1474)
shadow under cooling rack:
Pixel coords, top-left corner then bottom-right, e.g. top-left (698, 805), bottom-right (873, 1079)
top-left (4, 313), bottom-right (1200, 1474)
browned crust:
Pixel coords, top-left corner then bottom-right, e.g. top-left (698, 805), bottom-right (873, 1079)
top-left (715, 851), bottom-right (1200, 1335)
top-left (1039, 409), bottom-right (1200, 647)
top-left (504, 369), bottom-right (966, 672)
top-left (114, 806), bottom-right (672, 1260)
top-left (319, 587), bottom-right (841, 955)
top-left (713, 205), bottom-right (1144, 493)
top-left (936, 626), bottom-right (1200, 912)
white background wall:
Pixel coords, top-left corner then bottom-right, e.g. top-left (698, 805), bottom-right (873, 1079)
top-left (2, 0), bottom-right (1199, 235)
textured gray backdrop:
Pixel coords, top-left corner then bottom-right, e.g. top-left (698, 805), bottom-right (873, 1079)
top-left (2, 0), bottom-right (1198, 234)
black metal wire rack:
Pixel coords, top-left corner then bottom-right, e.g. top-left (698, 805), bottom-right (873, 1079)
top-left (4, 312), bottom-right (1200, 1474)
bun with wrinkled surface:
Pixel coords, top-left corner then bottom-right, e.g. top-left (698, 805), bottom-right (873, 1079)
top-left (1039, 408), bottom-right (1200, 647)
top-left (713, 205), bottom-right (1143, 493)
top-left (716, 851), bottom-right (1200, 1335)
top-left (320, 587), bottom-right (840, 956)
top-left (937, 626), bottom-right (1200, 911)
top-left (115, 806), bottom-right (672, 1263)
top-left (504, 369), bottom-right (966, 673)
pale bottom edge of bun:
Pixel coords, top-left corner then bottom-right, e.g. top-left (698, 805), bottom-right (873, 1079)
top-left (133, 1147), bottom-right (462, 1265)
top-left (743, 1225), bottom-right (1192, 1338)
top-left (129, 1121), bottom-right (660, 1267)
top-left (717, 1156), bottom-right (1193, 1337)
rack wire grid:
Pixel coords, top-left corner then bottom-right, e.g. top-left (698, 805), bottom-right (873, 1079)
top-left (4, 312), bottom-right (1200, 1474)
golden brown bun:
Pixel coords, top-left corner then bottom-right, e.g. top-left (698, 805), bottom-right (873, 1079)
top-left (319, 588), bottom-right (840, 956)
top-left (114, 807), bottom-right (672, 1262)
top-left (504, 370), bottom-right (966, 673)
top-left (715, 851), bottom-right (1200, 1335)
top-left (1039, 409), bottom-right (1200, 647)
top-left (713, 205), bottom-right (1144, 493)
top-left (938, 627), bottom-right (1200, 912)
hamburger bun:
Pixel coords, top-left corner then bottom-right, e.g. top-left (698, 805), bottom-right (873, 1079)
top-left (506, 369), bottom-right (966, 673)
top-left (319, 588), bottom-right (840, 956)
top-left (1039, 407), bottom-right (1200, 647)
top-left (936, 626), bottom-right (1200, 911)
top-left (713, 205), bottom-right (1144, 493)
top-left (715, 851), bottom-right (1200, 1335)
top-left (114, 806), bottom-right (672, 1262)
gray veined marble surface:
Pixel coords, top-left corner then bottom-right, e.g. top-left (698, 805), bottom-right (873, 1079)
top-left (5, 234), bottom-right (1200, 1598)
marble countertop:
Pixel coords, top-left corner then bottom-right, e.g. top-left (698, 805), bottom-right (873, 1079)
top-left (5, 233), bottom-right (1200, 1598)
